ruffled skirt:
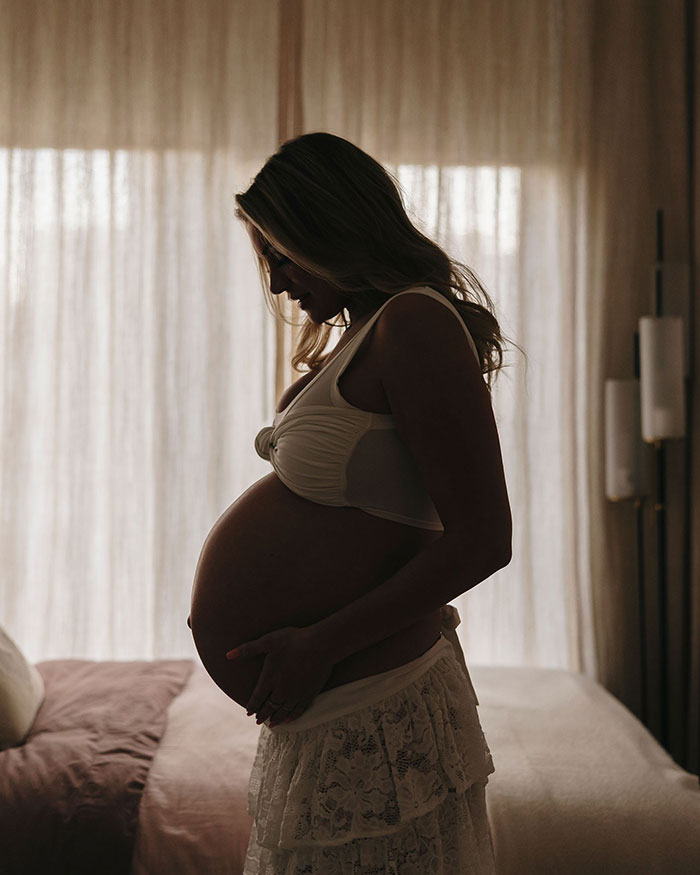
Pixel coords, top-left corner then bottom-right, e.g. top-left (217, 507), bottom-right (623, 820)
top-left (242, 606), bottom-right (496, 874)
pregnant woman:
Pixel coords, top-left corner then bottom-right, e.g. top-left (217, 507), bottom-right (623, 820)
top-left (189, 132), bottom-right (514, 874)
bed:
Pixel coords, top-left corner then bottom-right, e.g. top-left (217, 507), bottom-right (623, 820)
top-left (2, 633), bottom-right (699, 874)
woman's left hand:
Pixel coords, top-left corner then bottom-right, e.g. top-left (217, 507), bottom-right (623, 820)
top-left (226, 626), bottom-right (334, 727)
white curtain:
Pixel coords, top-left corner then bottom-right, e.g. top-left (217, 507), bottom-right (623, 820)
top-left (1, 0), bottom-right (281, 660)
top-left (387, 163), bottom-right (595, 672)
top-left (299, 0), bottom-right (600, 676)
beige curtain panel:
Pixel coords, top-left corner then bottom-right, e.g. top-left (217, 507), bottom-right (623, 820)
top-left (1, 0), bottom-right (697, 776)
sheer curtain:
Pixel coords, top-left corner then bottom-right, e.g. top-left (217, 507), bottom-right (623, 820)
top-left (298, 0), bottom-right (600, 674)
top-left (1, 0), bottom-right (281, 660)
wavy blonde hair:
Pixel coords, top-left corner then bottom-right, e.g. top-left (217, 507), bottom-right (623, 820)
top-left (234, 132), bottom-right (523, 392)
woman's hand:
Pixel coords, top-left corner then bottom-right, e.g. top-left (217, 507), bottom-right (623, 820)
top-left (226, 626), bottom-right (333, 727)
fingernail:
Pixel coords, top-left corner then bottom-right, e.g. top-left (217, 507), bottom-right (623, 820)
top-left (226, 648), bottom-right (239, 660)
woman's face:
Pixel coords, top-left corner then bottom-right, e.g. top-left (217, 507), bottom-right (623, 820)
top-left (248, 229), bottom-right (369, 325)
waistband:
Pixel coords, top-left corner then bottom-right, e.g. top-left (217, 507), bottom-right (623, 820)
top-left (268, 604), bottom-right (477, 733)
top-left (439, 604), bottom-right (479, 705)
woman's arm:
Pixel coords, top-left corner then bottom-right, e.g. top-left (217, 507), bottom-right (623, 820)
top-left (310, 292), bottom-right (512, 662)
top-left (307, 529), bottom-right (509, 664)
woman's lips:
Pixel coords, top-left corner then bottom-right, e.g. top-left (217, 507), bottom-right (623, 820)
top-left (287, 291), bottom-right (311, 308)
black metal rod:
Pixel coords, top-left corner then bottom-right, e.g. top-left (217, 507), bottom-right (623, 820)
top-left (655, 442), bottom-right (669, 749)
top-left (632, 330), bottom-right (648, 725)
top-left (681, 376), bottom-right (692, 763)
top-left (636, 498), bottom-right (648, 724)
top-left (654, 209), bottom-right (668, 750)
top-left (683, 0), bottom-right (696, 783)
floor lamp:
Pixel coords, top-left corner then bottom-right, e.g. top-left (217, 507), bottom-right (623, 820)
top-left (605, 209), bottom-right (687, 748)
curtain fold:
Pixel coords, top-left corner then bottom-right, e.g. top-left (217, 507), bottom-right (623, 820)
top-left (275, 0), bottom-right (305, 400)
top-left (1, 0), bottom-right (281, 660)
top-left (0, 0), bottom-right (274, 155)
top-left (1, 0), bottom-right (696, 773)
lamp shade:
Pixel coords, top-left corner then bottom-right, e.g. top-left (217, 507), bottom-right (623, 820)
top-left (638, 316), bottom-right (686, 442)
top-left (605, 379), bottom-right (649, 500)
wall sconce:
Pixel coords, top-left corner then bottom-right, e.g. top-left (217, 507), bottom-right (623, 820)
top-left (605, 379), bottom-right (649, 501)
top-left (639, 316), bottom-right (687, 442)
top-left (604, 210), bottom-right (689, 752)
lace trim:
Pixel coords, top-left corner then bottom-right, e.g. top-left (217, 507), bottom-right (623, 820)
top-left (243, 779), bottom-right (496, 875)
top-left (246, 652), bottom-right (495, 851)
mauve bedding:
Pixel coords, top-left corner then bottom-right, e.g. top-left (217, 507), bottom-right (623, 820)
top-left (131, 663), bottom-right (260, 875)
top-left (0, 658), bottom-right (193, 875)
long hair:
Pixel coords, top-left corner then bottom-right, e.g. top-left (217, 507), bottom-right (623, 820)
top-left (234, 131), bottom-right (524, 392)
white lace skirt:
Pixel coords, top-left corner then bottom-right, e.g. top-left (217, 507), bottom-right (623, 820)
top-left (242, 606), bottom-right (496, 874)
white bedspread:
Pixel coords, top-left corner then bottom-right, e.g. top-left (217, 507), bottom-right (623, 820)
top-left (131, 663), bottom-right (700, 874)
top-left (473, 665), bottom-right (700, 874)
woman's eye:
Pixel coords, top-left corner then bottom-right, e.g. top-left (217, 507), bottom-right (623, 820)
top-left (263, 253), bottom-right (290, 269)
top-left (259, 244), bottom-right (293, 271)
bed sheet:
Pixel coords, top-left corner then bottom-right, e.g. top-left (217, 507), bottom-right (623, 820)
top-left (473, 665), bottom-right (700, 874)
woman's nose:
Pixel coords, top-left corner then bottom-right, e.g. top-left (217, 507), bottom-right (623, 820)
top-left (268, 265), bottom-right (289, 296)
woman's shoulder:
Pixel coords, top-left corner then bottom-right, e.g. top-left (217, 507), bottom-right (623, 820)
top-left (368, 286), bottom-right (481, 379)
top-left (374, 286), bottom-right (466, 341)
top-left (374, 287), bottom-right (480, 368)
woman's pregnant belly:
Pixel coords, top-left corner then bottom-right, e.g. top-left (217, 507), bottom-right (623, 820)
top-left (189, 472), bottom-right (443, 711)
